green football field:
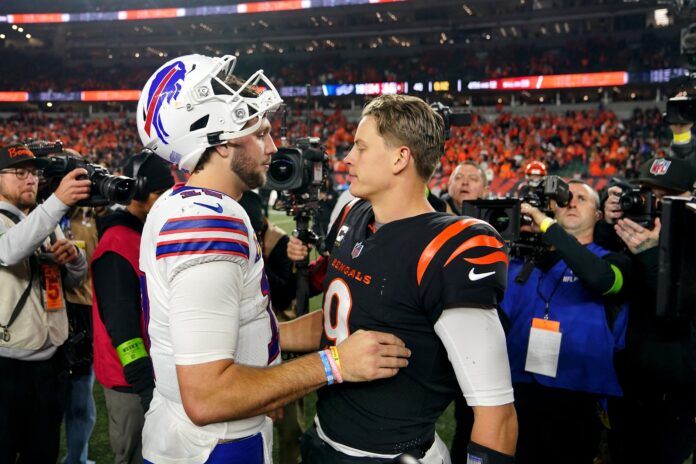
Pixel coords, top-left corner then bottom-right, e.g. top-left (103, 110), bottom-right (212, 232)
top-left (61, 209), bottom-right (455, 463)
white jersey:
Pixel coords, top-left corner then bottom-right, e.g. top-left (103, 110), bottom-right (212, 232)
top-left (140, 184), bottom-right (279, 464)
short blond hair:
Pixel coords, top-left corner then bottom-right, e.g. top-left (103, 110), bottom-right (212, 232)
top-left (362, 94), bottom-right (444, 181)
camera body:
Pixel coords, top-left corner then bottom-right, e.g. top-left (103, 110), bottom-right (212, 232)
top-left (27, 139), bottom-right (136, 207)
top-left (462, 175), bottom-right (572, 260)
top-left (266, 137), bottom-right (330, 219)
top-left (518, 175), bottom-right (572, 211)
top-left (42, 156), bottom-right (136, 207)
top-left (266, 137), bottom-right (327, 193)
top-left (618, 187), bottom-right (659, 228)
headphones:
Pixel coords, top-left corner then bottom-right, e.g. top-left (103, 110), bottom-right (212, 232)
top-left (131, 149), bottom-right (153, 202)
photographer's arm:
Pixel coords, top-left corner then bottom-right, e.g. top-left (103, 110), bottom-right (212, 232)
top-left (279, 310), bottom-right (323, 352)
top-left (0, 194), bottom-right (68, 266)
top-left (0, 168), bottom-right (89, 266)
top-left (543, 223), bottom-right (631, 296)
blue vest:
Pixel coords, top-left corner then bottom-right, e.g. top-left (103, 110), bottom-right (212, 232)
top-left (500, 242), bottom-right (627, 396)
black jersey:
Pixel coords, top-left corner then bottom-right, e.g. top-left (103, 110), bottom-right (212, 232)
top-left (317, 200), bottom-right (509, 454)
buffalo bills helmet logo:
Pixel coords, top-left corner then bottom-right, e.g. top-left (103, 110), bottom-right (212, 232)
top-left (649, 159), bottom-right (671, 176)
top-left (143, 61), bottom-right (188, 144)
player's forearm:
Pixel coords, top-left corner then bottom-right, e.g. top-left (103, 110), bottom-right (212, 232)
top-left (178, 353), bottom-right (327, 426)
top-left (279, 310), bottom-right (323, 352)
top-left (471, 404), bottom-right (518, 456)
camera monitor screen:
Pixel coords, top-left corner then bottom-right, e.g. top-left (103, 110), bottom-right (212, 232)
top-left (461, 199), bottom-right (521, 242)
top-left (656, 196), bottom-right (696, 319)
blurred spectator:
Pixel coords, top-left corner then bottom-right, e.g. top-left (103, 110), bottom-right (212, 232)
top-left (91, 153), bottom-right (174, 464)
top-left (61, 205), bottom-right (100, 464)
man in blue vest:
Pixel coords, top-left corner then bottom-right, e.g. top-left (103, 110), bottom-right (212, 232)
top-left (501, 180), bottom-right (632, 464)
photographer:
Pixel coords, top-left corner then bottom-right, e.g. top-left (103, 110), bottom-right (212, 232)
top-left (0, 143), bottom-right (90, 463)
top-left (500, 180), bottom-right (632, 464)
top-left (603, 156), bottom-right (696, 464)
top-left (665, 92), bottom-right (696, 171)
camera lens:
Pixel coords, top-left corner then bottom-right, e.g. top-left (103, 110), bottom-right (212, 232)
top-left (619, 192), bottom-right (644, 213)
top-left (269, 157), bottom-right (295, 184)
top-left (93, 174), bottom-right (135, 205)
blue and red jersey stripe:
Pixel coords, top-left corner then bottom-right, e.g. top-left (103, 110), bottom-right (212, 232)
top-left (156, 238), bottom-right (250, 260)
top-left (159, 215), bottom-right (248, 236)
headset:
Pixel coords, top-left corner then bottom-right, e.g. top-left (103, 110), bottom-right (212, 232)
top-left (131, 149), bottom-right (153, 202)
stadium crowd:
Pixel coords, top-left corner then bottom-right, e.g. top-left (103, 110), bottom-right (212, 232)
top-left (0, 106), bottom-right (672, 193)
top-left (0, 54), bottom-right (694, 464)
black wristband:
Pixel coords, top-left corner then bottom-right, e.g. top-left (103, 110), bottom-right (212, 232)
top-left (467, 441), bottom-right (515, 464)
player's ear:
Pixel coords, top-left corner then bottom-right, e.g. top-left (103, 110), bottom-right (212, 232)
top-left (214, 143), bottom-right (231, 159)
top-left (392, 146), bottom-right (410, 175)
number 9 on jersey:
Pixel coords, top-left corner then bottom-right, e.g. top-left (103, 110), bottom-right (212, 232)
top-left (323, 278), bottom-right (352, 344)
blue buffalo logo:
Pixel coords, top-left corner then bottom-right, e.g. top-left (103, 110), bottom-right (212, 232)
top-left (143, 61), bottom-right (187, 144)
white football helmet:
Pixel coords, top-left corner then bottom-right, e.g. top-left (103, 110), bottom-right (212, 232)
top-left (137, 54), bottom-right (282, 172)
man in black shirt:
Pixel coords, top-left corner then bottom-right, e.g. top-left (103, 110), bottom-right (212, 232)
top-left (288, 95), bottom-right (517, 464)
top-left (91, 153), bottom-right (174, 464)
top-left (603, 157), bottom-right (696, 464)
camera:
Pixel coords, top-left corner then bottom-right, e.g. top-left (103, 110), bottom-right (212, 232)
top-left (266, 137), bottom-right (327, 193)
top-left (266, 135), bottom-right (331, 317)
top-left (27, 139), bottom-right (136, 207)
top-left (430, 101), bottom-right (472, 140)
top-left (462, 176), bottom-right (571, 275)
top-left (266, 136), bottom-right (331, 218)
top-left (518, 175), bottom-right (572, 211)
top-left (662, 23), bottom-right (696, 124)
top-left (618, 187), bottom-right (659, 228)
top-left (462, 175), bottom-right (571, 243)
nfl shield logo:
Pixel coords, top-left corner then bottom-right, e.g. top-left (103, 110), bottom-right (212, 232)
top-left (649, 159), bottom-right (671, 176)
top-left (351, 242), bottom-right (364, 259)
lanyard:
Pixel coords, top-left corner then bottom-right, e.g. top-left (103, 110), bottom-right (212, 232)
top-left (535, 265), bottom-right (567, 319)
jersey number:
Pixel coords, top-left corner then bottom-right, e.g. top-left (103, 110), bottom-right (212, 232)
top-left (323, 278), bottom-right (352, 343)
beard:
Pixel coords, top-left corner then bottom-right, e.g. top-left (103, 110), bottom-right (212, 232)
top-left (0, 187), bottom-right (36, 211)
top-left (229, 145), bottom-right (266, 190)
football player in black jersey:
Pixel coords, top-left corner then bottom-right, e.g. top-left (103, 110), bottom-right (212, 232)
top-left (284, 94), bottom-right (517, 463)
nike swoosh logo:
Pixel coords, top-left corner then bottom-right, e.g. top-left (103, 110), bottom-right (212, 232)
top-left (193, 202), bottom-right (223, 214)
top-left (469, 268), bottom-right (496, 281)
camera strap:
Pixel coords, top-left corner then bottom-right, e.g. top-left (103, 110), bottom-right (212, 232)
top-left (0, 209), bottom-right (39, 342)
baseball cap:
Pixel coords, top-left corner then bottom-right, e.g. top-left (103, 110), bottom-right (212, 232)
top-left (0, 144), bottom-right (49, 171)
top-left (123, 153), bottom-right (175, 194)
top-left (633, 157), bottom-right (696, 194)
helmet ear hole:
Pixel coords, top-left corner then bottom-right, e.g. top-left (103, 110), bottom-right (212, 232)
top-left (190, 115), bottom-right (209, 132)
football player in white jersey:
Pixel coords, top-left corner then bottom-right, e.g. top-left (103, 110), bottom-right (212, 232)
top-left (136, 54), bottom-right (411, 464)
